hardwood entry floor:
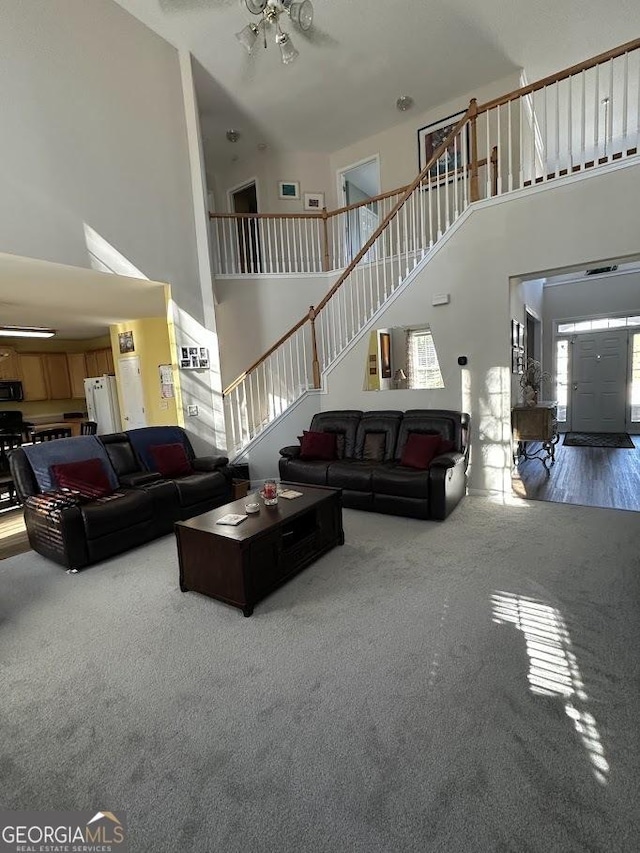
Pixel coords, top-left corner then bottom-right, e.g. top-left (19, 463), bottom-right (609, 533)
top-left (513, 436), bottom-right (640, 511)
top-left (0, 507), bottom-right (30, 560)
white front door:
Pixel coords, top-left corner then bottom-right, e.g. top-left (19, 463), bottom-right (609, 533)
top-left (118, 357), bottom-right (147, 430)
top-left (571, 330), bottom-right (628, 432)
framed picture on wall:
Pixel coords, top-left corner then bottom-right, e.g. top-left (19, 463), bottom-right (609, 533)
top-left (278, 181), bottom-right (300, 200)
top-left (379, 331), bottom-right (392, 379)
top-left (417, 109), bottom-right (468, 176)
top-left (118, 330), bottom-right (134, 354)
top-left (303, 191), bottom-right (325, 211)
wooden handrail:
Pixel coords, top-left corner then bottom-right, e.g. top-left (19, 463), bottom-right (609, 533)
top-left (223, 313), bottom-right (310, 397)
top-left (210, 211), bottom-right (322, 220)
top-left (223, 107), bottom-right (472, 397)
top-left (478, 37), bottom-right (640, 114)
top-left (327, 185), bottom-right (411, 217)
top-left (315, 108), bottom-right (472, 315)
top-left (222, 37), bottom-right (640, 407)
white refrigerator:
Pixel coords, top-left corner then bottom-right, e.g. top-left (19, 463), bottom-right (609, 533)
top-left (84, 375), bottom-right (122, 435)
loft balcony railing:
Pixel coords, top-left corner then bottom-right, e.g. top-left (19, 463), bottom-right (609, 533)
top-left (219, 37), bottom-right (640, 455)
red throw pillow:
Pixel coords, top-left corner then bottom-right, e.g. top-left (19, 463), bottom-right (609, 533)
top-left (400, 433), bottom-right (443, 470)
top-left (150, 443), bottom-right (193, 477)
top-left (299, 430), bottom-right (337, 461)
top-left (51, 458), bottom-right (113, 499)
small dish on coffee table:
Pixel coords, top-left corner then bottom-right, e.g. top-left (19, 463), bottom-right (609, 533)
top-left (245, 502), bottom-right (260, 514)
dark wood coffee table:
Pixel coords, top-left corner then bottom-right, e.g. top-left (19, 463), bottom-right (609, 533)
top-left (174, 484), bottom-right (344, 616)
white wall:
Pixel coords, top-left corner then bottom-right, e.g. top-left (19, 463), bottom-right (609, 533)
top-left (215, 272), bottom-right (332, 386)
top-left (320, 162), bottom-right (640, 494)
top-left (542, 270), bottom-right (640, 373)
top-left (208, 72), bottom-right (522, 217)
top-left (329, 72), bottom-right (522, 205)
top-left (0, 0), bottom-right (222, 450)
top-left (210, 151), bottom-right (331, 218)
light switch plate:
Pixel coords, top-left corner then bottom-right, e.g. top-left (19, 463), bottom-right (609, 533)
top-left (187, 405), bottom-right (199, 416)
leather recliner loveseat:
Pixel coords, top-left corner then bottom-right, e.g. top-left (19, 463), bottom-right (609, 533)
top-left (279, 409), bottom-right (470, 520)
top-left (10, 426), bottom-right (232, 570)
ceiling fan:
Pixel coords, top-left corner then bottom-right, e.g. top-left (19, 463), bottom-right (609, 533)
top-left (159, 0), bottom-right (336, 63)
top-left (235, 0), bottom-right (313, 64)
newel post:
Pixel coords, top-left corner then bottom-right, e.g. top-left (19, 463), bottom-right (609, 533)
top-left (490, 145), bottom-right (498, 197)
top-left (321, 208), bottom-right (330, 272)
top-left (308, 305), bottom-right (321, 388)
top-left (469, 98), bottom-right (480, 202)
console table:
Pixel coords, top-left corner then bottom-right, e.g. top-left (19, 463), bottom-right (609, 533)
top-left (512, 403), bottom-right (558, 470)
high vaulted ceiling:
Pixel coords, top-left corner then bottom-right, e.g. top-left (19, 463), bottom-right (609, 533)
top-left (115, 0), bottom-right (640, 167)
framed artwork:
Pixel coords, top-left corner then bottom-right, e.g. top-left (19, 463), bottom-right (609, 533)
top-left (511, 319), bottom-right (525, 348)
top-left (418, 110), bottom-right (467, 176)
top-left (304, 191), bottom-right (325, 211)
top-left (511, 347), bottom-right (525, 375)
top-left (379, 331), bottom-right (392, 379)
top-left (278, 181), bottom-right (300, 200)
top-left (118, 330), bottom-right (134, 354)
top-left (179, 345), bottom-right (210, 369)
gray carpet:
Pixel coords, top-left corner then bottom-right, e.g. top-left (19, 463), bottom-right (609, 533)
top-left (563, 432), bottom-right (635, 448)
top-left (1, 497), bottom-right (639, 852)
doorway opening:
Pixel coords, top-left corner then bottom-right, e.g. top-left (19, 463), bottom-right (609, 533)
top-left (337, 157), bottom-right (381, 264)
top-left (511, 263), bottom-right (640, 512)
top-left (230, 180), bottom-right (262, 273)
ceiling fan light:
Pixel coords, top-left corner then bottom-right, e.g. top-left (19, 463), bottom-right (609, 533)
top-left (288, 0), bottom-right (313, 31)
top-left (276, 31), bottom-right (299, 64)
top-left (235, 23), bottom-right (259, 53)
top-left (244, 0), bottom-right (267, 14)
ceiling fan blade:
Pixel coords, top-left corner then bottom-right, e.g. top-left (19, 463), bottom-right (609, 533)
top-left (293, 25), bottom-right (338, 48)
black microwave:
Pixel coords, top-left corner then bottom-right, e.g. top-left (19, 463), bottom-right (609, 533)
top-left (0, 381), bottom-right (24, 402)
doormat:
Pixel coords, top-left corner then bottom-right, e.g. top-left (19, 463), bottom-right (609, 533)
top-left (563, 432), bottom-right (635, 449)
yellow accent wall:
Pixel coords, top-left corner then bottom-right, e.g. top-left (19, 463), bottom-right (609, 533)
top-left (365, 331), bottom-right (380, 391)
top-left (109, 317), bottom-right (180, 427)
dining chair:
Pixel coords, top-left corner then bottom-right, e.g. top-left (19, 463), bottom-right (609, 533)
top-left (31, 427), bottom-right (73, 443)
top-left (0, 433), bottom-right (22, 505)
top-left (80, 421), bottom-right (98, 435)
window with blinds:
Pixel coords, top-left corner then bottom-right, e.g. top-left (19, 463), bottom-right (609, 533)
top-left (406, 327), bottom-right (444, 389)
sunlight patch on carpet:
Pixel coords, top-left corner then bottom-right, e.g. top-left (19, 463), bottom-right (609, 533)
top-left (491, 590), bottom-right (609, 786)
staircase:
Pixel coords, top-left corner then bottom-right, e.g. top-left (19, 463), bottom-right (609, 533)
top-left (215, 38), bottom-right (640, 457)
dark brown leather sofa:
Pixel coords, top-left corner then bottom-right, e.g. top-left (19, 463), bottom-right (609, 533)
top-left (10, 427), bottom-right (231, 570)
top-left (279, 409), bottom-right (470, 519)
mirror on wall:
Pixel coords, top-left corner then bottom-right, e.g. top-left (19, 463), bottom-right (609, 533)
top-left (363, 326), bottom-right (445, 391)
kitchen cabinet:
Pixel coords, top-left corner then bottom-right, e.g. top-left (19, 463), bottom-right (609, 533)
top-left (0, 347), bottom-right (20, 381)
top-left (85, 351), bottom-right (98, 378)
top-left (67, 353), bottom-right (88, 399)
top-left (95, 348), bottom-right (114, 375)
top-left (43, 353), bottom-right (71, 400)
top-left (18, 354), bottom-right (48, 401)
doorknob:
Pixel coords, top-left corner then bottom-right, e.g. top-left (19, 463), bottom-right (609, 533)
top-left (572, 383), bottom-right (578, 390)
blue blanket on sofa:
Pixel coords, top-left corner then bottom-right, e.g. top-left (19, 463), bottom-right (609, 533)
top-left (126, 426), bottom-right (189, 472)
top-left (23, 435), bottom-right (119, 492)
